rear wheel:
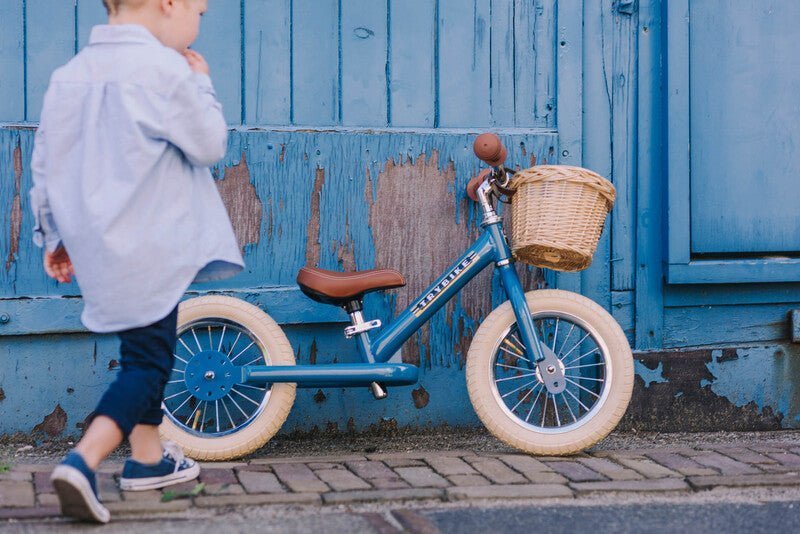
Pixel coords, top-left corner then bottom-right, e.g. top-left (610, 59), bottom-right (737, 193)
top-left (466, 290), bottom-right (633, 455)
top-left (159, 296), bottom-right (296, 460)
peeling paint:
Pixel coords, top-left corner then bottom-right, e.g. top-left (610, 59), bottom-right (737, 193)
top-left (411, 385), bottom-right (430, 409)
top-left (0, 388), bottom-right (5, 402)
top-left (5, 144), bottom-right (22, 271)
top-left (313, 389), bottom-right (326, 404)
top-left (32, 404), bottom-right (67, 437)
top-left (634, 360), bottom-right (666, 388)
top-left (108, 359), bottom-right (119, 370)
top-left (216, 152), bottom-right (263, 252)
top-left (305, 168), bottom-right (324, 267)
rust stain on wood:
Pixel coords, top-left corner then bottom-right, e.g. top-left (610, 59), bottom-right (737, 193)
top-left (6, 144), bottom-right (22, 270)
top-left (411, 385), bottom-right (430, 409)
top-left (32, 404), bottom-right (67, 437)
top-left (305, 168), bottom-right (324, 267)
top-left (216, 152), bottom-right (263, 252)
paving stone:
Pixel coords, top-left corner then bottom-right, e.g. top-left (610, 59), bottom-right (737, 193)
top-left (197, 462), bottom-right (247, 470)
top-left (744, 444), bottom-right (791, 454)
top-left (383, 458), bottom-right (427, 468)
top-left (272, 463), bottom-right (330, 493)
top-left (545, 461), bottom-right (606, 482)
top-left (395, 467), bottom-right (450, 488)
top-left (37, 493), bottom-right (60, 506)
top-left (765, 451), bottom-right (800, 468)
top-left (571, 478), bottom-right (690, 494)
top-left (758, 464), bottom-right (800, 474)
top-left (0, 507), bottom-right (61, 520)
top-left (164, 480), bottom-right (204, 494)
top-left (204, 483), bottom-right (246, 495)
top-left (467, 458), bottom-right (527, 484)
top-left (321, 488), bottom-right (444, 504)
top-left (98, 472), bottom-right (121, 502)
top-left (426, 456), bottom-right (477, 476)
top-left (644, 452), bottom-right (718, 476)
top-left (199, 469), bottom-right (238, 485)
top-left (614, 456), bottom-right (682, 479)
top-left (106, 499), bottom-right (192, 514)
top-left (497, 455), bottom-right (552, 475)
top-left (236, 464), bottom-right (273, 473)
top-left (194, 493), bottom-right (321, 507)
top-left (251, 455), bottom-right (367, 465)
top-left (391, 509), bottom-right (440, 534)
top-left (345, 461), bottom-right (409, 489)
top-left (13, 465), bottom-right (57, 473)
top-left (366, 450), bottom-right (475, 461)
top-left (447, 484), bottom-right (573, 501)
top-left (0, 480), bottom-right (36, 507)
top-left (121, 490), bottom-right (162, 502)
top-left (577, 457), bottom-right (643, 481)
top-left (448, 474), bottom-right (492, 486)
top-left (237, 470), bottom-right (285, 493)
top-left (97, 463), bottom-right (125, 474)
top-left (306, 462), bottom-right (344, 471)
top-left (33, 471), bottom-right (54, 494)
top-left (711, 447), bottom-right (777, 464)
top-left (691, 452), bottom-right (761, 475)
top-left (688, 473), bottom-right (800, 489)
top-left (315, 469), bottom-right (371, 491)
top-left (0, 471), bottom-right (32, 481)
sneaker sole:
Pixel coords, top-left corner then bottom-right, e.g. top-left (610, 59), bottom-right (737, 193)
top-left (51, 465), bottom-right (111, 524)
top-left (119, 462), bottom-right (201, 491)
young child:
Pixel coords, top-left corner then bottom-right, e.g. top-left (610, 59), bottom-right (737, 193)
top-left (30, 0), bottom-right (244, 523)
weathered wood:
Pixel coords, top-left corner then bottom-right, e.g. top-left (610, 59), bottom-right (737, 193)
top-left (0, 1), bottom-right (24, 122)
top-left (76, 0), bottom-right (107, 49)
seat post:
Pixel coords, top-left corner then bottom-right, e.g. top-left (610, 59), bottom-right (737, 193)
top-left (343, 301), bottom-right (386, 398)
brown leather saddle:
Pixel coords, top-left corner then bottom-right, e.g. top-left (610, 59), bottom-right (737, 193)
top-left (296, 267), bottom-right (406, 306)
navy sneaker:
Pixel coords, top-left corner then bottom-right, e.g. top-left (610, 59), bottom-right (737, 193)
top-left (50, 451), bottom-right (110, 523)
top-left (119, 441), bottom-right (200, 491)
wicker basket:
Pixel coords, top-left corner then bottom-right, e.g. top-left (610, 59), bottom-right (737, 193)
top-left (509, 165), bottom-right (615, 272)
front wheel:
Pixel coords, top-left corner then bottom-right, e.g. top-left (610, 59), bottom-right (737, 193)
top-left (159, 296), bottom-right (296, 460)
top-left (466, 289), bottom-right (633, 455)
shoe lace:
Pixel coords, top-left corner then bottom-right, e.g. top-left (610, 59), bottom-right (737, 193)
top-left (161, 440), bottom-right (187, 468)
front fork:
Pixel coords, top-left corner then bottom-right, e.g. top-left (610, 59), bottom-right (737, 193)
top-left (488, 225), bottom-right (567, 394)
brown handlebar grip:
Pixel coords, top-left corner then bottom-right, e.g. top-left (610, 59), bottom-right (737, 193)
top-left (473, 133), bottom-right (507, 167)
top-left (466, 169), bottom-right (491, 202)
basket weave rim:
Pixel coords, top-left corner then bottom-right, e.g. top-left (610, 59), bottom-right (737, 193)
top-left (510, 165), bottom-right (616, 204)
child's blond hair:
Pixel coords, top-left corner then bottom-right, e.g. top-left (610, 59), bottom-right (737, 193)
top-left (101, 0), bottom-right (149, 15)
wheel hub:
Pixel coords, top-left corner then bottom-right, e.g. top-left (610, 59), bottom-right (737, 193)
top-left (184, 351), bottom-right (239, 402)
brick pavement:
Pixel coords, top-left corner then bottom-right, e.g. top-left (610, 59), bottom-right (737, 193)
top-left (3, 440), bottom-right (800, 521)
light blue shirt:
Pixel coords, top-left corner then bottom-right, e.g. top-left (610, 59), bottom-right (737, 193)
top-left (29, 24), bottom-right (244, 333)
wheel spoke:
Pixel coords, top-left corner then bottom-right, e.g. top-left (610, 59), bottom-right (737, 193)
top-left (541, 393), bottom-right (548, 426)
top-left (178, 338), bottom-right (195, 357)
top-left (242, 354), bottom-right (264, 367)
top-left (564, 387), bottom-right (591, 412)
top-left (496, 362), bottom-right (533, 373)
top-left (561, 392), bottom-right (578, 423)
top-left (496, 372), bottom-right (539, 383)
top-left (553, 394), bottom-right (562, 427)
top-left (237, 383), bottom-right (267, 392)
top-left (167, 379), bottom-right (183, 385)
top-left (510, 384), bottom-right (538, 413)
top-left (185, 401), bottom-right (202, 426)
top-left (231, 387), bottom-right (261, 407)
top-left (563, 347), bottom-right (600, 367)
top-left (566, 374), bottom-right (605, 383)
top-left (501, 379), bottom-right (539, 399)
top-left (172, 393), bottom-right (193, 414)
top-left (221, 397), bottom-right (235, 430)
top-left (164, 389), bottom-right (190, 401)
top-left (173, 353), bottom-right (188, 364)
top-left (551, 318), bottom-right (560, 352)
top-left (227, 332), bottom-right (242, 357)
top-left (503, 336), bottom-right (525, 355)
top-left (215, 400), bottom-right (220, 433)
top-left (564, 362), bottom-right (605, 370)
top-left (500, 345), bottom-right (532, 362)
top-left (217, 325), bottom-right (227, 352)
top-left (226, 393), bottom-right (249, 418)
top-left (171, 368), bottom-right (185, 374)
top-left (557, 323), bottom-right (576, 357)
top-left (524, 386), bottom-right (544, 422)
top-left (231, 341), bottom-right (256, 363)
top-left (200, 402), bottom-right (208, 431)
top-left (559, 332), bottom-right (591, 361)
top-left (191, 328), bottom-right (203, 352)
top-left (564, 377), bottom-right (601, 399)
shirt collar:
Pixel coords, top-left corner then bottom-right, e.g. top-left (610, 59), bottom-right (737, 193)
top-left (89, 24), bottom-right (162, 46)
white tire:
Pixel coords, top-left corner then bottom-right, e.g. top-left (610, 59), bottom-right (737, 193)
top-left (159, 296), bottom-right (296, 460)
top-left (466, 289), bottom-right (633, 455)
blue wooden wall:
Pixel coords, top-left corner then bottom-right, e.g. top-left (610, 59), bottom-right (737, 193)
top-left (2, 0), bottom-right (800, 437)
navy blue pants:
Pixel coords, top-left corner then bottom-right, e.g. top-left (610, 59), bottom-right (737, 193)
top-left (94, 306), bottom-right (178, 439)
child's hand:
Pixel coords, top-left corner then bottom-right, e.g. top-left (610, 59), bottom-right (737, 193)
top-left (44, 246), bottom-right (74, 284)
top-left (183, 49), bottom-right (210, 76)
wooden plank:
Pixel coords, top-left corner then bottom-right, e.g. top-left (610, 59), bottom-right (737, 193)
top-left (0, 287), bottom-right (349, 335)
top-left (388, 0), bottom-right (435, 127)
top-left (340, 0), bottom-right (387, 126)
top-left (634, 0), bottom-right (665, 350)
top-left (191, 0), bottom-right (242, 124)
top-left (0, 1), bottom-right (25, 122)
top-left (25, 0), bottom-right (76, 122)
top-left (666, 0), bottom-right (690, 265)
top-left (516, 0), bottom-right (556, 128)
top-left (611, 1), bottom-right (638, 291)
top-left (438, 0), bottom-right (491, 127)
top-left (77, 0), bottom-right (107, 49)
top-left (664, 302), bottom-right (800, 348)
top-left (552, 0), bottom-right (582, 293)
top-left (611, 290), bottom-right (634, 346)
top-left (667, 259), bottom-right (800, 285)
top-left (292, 0), bottom-right (340, 125)
top-left (244, 0), bottom-right (291, 125)
top-left (665, 282), bottom-right (800, 308)
top-left (489, 0), bottom-right (514, 125)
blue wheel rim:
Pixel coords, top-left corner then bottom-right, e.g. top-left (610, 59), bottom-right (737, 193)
top-left (162, 319), bottom-right (272, 438)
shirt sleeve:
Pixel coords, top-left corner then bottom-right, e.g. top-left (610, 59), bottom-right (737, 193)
top-left (29, 123), bottom-right (63, 253)
top-left (163, 72), bottom-right (228, 168)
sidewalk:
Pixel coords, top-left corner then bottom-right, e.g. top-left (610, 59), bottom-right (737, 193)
top-left (3, 431), bottom-right (800, 522)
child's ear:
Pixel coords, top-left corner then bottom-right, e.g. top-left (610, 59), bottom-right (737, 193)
top-left (160, 0), bottom-right (175, 15)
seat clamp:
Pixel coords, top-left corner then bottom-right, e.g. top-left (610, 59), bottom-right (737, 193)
top-left (345, 319), bottom-right (382, 338)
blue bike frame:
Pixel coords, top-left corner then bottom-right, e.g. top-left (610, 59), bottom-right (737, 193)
top-left (242, 217), bottom-right (547, 389)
